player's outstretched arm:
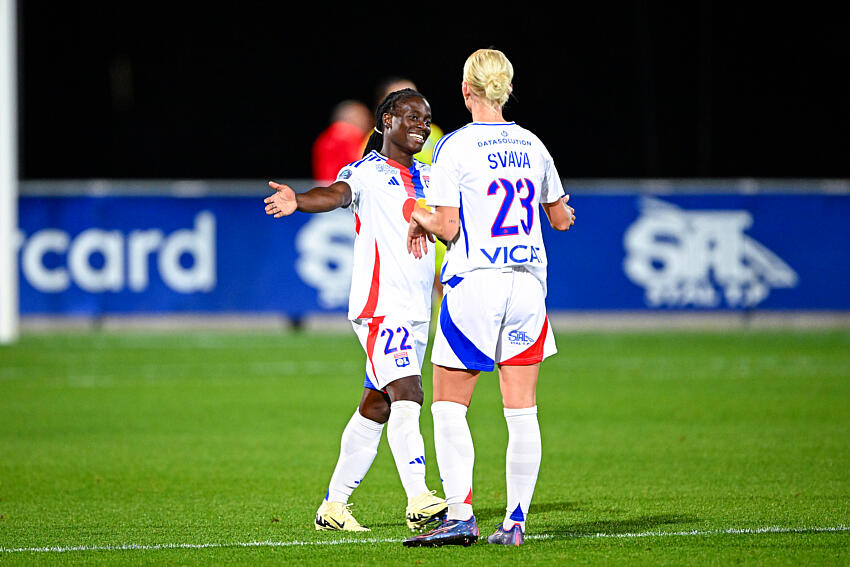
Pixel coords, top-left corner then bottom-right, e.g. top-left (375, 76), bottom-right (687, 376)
top-left (542, 194), bottom-right (575, 231)
top-left (264, 181), bottom-right (352, 218)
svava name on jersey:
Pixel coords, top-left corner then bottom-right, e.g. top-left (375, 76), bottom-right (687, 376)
top-left (488, 151), bottom-right (531, 169)
top-left (481, 245), bottom-right (542, 264)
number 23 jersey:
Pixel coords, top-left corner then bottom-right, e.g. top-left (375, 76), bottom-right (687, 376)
top-left (427, 122), bottom-right (565, 296)
top-left (337, 150), bottom-right (435, 323)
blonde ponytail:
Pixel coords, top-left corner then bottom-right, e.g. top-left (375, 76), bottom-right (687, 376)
top-left (463, 49), bottom-right (514, 108)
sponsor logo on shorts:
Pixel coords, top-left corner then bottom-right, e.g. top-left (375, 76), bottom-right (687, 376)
top-left (394, 351), bottom-right (411, 368)
top-left (508, 330), bottom-right (534, 346)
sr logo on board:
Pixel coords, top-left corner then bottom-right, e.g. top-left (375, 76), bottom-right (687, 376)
top-left (623, 197), bottom-right (797, 308)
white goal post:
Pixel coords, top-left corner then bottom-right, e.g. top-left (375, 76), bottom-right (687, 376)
top-left (0, 0), bottom-right (19, 344)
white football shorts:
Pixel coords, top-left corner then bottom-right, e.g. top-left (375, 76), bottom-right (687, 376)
top-left (431, 267), bottom-right (557, 372)
top-left (352, 317), bottom-right (429, 391)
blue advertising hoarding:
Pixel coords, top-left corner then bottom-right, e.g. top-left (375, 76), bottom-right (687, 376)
top-left (16, 186), bottom-right (850, 316)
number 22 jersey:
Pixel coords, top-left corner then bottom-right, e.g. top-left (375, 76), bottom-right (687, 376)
top-left (426, 122), bottom-right (566, 296)
top-left (337, 151), bottom-right (435, 323)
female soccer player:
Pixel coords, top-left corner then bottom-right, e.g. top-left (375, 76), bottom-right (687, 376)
top-left (402, 49), bottom-right (575, 547)
top-left (264, 88), bottom-right (447, 533)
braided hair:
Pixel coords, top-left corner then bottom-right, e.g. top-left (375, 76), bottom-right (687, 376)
top-left (362, 87), bottom-right (426, 157)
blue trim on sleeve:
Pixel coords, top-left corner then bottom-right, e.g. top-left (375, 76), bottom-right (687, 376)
top-left (351, 151), bottom-right (385, 168)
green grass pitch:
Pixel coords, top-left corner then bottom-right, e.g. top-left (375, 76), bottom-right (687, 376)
top-left (1, 329), bottom-right (848, 565)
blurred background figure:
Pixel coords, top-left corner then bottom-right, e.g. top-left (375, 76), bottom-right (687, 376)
top-left (370, 77), bottom-right (444, 165)
top-left (312, 100), bottom-right (373, 185)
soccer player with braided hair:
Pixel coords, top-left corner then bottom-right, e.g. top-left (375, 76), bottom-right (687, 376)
top-left (265, 88), bottom-right (447, 533)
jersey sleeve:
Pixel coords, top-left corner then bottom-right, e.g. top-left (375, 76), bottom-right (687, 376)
top-left (336, 165), bottom-right (363, 210)
top-left (539, 144), bottom-right (566, 204)
top-left (426, 152), bottom-right (461, 208)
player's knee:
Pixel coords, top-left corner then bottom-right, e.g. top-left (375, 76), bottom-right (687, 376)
top-left (386, 376), bottom-right (424, 405)
top-left (502, 396), bottom-right (536, 409)
top-left (359, 389), bottom-right (391, 423)
top-left (360, 398), bottom-right (391, 423)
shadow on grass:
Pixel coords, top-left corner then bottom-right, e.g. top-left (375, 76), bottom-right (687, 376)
top-left (364, 504), bottom-right (697, 537)
top-left (469, 503), bottom-right (697, 537)
top-left (364, 503), bottom-right (583, 530)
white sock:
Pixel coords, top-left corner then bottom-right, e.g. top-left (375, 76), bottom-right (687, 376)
top-left (326, 409), bottom-right (384, 503)
top-left (502, 406), bottom-right (541, 532)
top-left (387, 400), bottom-right (429, 499)
top-left (432, 400), bottom-right (474, 520)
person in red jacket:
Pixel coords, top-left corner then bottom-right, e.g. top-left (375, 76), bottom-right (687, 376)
top-left (312, 100), bottom-right (372, 184)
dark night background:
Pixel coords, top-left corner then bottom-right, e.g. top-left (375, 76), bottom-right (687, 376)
top-left (15, 2), bottom-right (849, 181)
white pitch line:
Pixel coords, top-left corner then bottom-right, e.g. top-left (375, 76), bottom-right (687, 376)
top-left (0, 538), bottom-right (401, 554)
top-left (525, 524), bottom-right (850, 541)
top-left (1, 525), bottom-right (848, 554)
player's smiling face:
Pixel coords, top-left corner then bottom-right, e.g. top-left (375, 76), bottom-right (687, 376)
top-left (383, 97), bottom-right (432, 159)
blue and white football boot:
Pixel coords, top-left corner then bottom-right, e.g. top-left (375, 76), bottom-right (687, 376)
top-left (402, 515), bottom-right (479, 547)
top-left (486, 522), bottom-right (524, 546)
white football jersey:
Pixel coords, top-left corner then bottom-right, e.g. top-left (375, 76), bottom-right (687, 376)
top-left (337, 151), bottom-right (434, 322)
top-left (427, 122), bottom-right (565, 295)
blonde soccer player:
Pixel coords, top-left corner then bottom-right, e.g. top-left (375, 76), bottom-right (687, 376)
top-left (402, 49), bottom-right (575, 547)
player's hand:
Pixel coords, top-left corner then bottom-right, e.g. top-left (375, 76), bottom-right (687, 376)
top-left (407, 218), bottom-right (433, 259)
top-left (562, 194), bottom-right (576, 229)
top-left (264, 181), bottom-right (297, 218)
